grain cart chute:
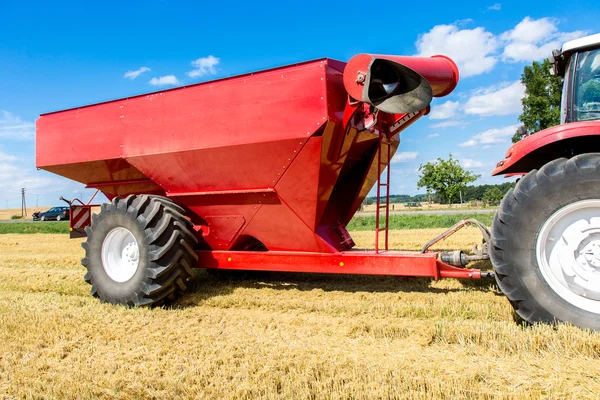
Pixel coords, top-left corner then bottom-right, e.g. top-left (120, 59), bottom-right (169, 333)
top-left (492, 33), bottom-right (600, 329)
top-left (36, 53), bottom-right (492, 308)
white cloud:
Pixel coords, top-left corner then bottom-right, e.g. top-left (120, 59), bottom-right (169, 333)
top-left (501, 17), bottom-right (587, 62)
top-left (488, 3), bottom-right (501, 10)
top-left (460, 124), bottom-right (520, 147)
top-left (464, 81), bottom-right (525, 116)
top-left (427, 133), bottom-right (440, 138)
top-left (149, 75), bottom-right (180, 86)
top-left (0, 157), bottom-right (64, 196)
top-left (391, 151), bottom-right (419, 163)
top-left (0, 150), bottom-right (17, 162)
top-left (429, 100), bottom-right (460, 120)
top-left (415, 17), bottom-right (587, 78)
top-left (188, 55), bottom-right (220, 78)
top-left (460, 139), bottom-right (478, 147)
top-left (460, 158), bottom-right (484, 168)
top-left (124, 66), bottom-right (150, 79)
top-left (0, 111), bottom-right (34, 141)
top-left (430, 120), bottom-right (467, 129)
top-left (416, 24), bottom-right (499, 77)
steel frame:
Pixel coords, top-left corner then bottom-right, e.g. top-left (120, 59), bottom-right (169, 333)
top-left (198, 250), bottom-right (483, 279)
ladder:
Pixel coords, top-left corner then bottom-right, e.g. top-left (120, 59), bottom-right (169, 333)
top-left (375, 131), bottom-right (391, 253)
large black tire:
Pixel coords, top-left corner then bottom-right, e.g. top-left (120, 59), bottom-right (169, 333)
top-left (491, 154), bottom-right (600, 329)
top-left (81, 194), bottom-right (198, 306)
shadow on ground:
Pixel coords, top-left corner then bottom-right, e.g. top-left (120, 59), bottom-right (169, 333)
top-left (172, 259), bottom-right (499, 309)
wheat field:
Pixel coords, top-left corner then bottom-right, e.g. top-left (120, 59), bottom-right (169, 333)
top-left (0, 208), bottom-right (48, 221)
top-left (1, 229), bottom-right (600, 399)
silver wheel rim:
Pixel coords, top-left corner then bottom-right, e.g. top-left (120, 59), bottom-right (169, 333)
top-left (536, 199), bottom-right (600, 314)
top-left (101, 227), bottom-right (140, 283)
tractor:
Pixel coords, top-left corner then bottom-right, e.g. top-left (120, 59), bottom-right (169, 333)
top-left (492, 33), bottom-right (600, 329)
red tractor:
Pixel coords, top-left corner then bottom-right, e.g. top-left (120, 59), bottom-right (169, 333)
top-left (492, 33), bottom-right (600, 329)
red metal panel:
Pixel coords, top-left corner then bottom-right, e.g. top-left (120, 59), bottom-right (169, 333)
top-left (274, 136), bottom-right (322, 230)
top-left (36, 105), bottom-right (124, 167)
top-left (492, 121), bottom-right (600, 175)
top-left (240, 198), bottom-right (335, 253)
top-left (126, 139), bottom-right (306, 195)
top-left (198, 250), bottom-right (482, 279)
top-left (176, 193), bottom-right (265, 250)
top-left (205, 215), bottom-right (246, 249)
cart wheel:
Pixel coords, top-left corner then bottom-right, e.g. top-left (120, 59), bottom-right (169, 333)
top-left (491, 153), bottom-right (600, 329)
top-left (81, 194), bottom-right (198, 306)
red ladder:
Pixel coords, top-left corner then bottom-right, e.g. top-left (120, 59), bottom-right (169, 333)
top-left (375, 131), bottom-right (391, 253)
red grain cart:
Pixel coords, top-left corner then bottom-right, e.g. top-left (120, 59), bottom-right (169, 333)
top-left (37, 54), bottom-right (491, 308)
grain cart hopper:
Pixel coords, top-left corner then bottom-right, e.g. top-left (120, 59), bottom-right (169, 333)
top-left (492, 33), bottom-right (600, 329)
top-left (37, 54), bottom-right (491, 307)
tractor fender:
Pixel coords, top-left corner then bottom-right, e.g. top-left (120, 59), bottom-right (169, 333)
top-left (492, 121), bottom-right (600, 176)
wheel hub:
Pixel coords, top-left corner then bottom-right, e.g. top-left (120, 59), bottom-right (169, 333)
top-left (537, 199), bottom-right (600, 313)
top-left (101, 227), bottom-right (140, 283)
top-left (580, 239), bottom-right (600, 268)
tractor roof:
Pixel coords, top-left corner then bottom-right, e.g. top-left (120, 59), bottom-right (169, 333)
top-left (562, 33), bottom-right (600, 56)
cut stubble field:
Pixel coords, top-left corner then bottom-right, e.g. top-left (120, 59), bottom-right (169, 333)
top-left (2, 229), bottom-right (600, 399)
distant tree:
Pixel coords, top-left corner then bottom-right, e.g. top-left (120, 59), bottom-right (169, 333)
top-left (464, 182), bottom-right (516, 202)
top-left (512, 58), bottom-right (563, 143)
top-left (417, 155), bottom-right (480, 205)
top-left (362, 197), bottom-right (374, 206)
top-left (482, 187), bottom-right (504, 206)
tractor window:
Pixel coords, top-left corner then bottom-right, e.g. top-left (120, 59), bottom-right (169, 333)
top-left (573, 48), bottom-right (600, 122)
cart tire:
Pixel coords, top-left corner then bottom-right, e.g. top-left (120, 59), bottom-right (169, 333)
top-left (491, 154), bottom-right (600, 329)
top-left (81, 194), bottom-right (198, 306)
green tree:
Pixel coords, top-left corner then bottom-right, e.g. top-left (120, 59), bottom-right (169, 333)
top-left (482, 187), bottom-right (503, 206)
top-left (417, 155), bottom-right (480, 205)
top-left (513, 58), bottom-right (563, 143)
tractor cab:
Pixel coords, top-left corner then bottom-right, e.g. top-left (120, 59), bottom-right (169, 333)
top-left (550, 33), bottom-right (600, 123)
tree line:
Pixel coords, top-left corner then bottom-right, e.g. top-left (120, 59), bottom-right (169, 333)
top-left (365, 181), bottom-right (514, 206)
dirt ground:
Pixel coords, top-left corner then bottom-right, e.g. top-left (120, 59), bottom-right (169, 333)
top-left (1, 229), bottom-right (600, 399)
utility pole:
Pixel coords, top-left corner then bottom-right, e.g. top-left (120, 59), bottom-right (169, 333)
top-left (21, 188), bottom-right (27, 217)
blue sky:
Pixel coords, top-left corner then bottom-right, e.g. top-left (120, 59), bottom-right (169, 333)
top-left (1, 0), bottom-right (599, 208)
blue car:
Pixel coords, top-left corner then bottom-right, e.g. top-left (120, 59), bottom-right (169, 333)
top-left (33, 206), bottom-right (70, 221)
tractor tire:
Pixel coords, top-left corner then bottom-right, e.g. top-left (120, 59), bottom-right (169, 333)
top-left (491, 153), bottom-right (600, 329)
top-left (81, 194), bottom-right (198, 306)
